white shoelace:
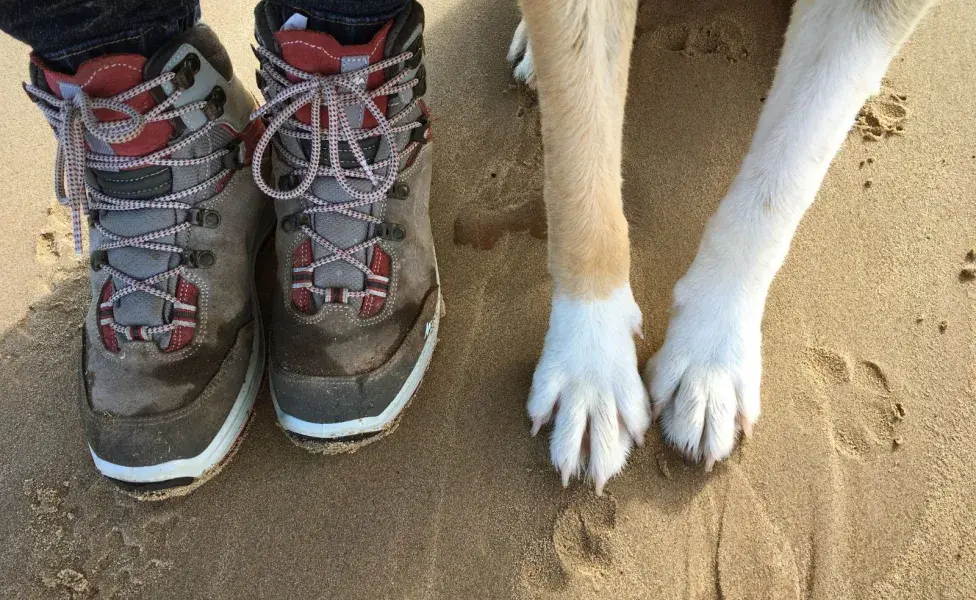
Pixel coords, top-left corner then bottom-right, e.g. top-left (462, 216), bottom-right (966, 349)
top-left (251, 46), bottom-right (423, 299)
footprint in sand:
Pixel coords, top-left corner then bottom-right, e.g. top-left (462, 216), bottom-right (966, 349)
top-left (41, 568), bottom-right (93, 599)
top-left (34, 204), bottom-right (75, 264)
top-left (452, 190), bottom-right (546, 251)
top-left (86, 513), bottom-right (177, 596)
top-left (805, 348), bottom-right (902, 459)
top-left (26, 478), bottom-right (176, 599)
top-left (649, 18), bottom-right (750, 62)
top-left (33, 203), bottom-right (82, 297)
top-left (855, 84), bottom-right (909, 141)
top-left (453, 92), bottom-right (546, 251)
top-left (717, 472), bottom-right (803, 600)
top-left (551, 494), bottom-right (617, 581)
top-left (515, 493), bottom-right (618, 596)
top-left (521, 476), bottom-right (803, 598)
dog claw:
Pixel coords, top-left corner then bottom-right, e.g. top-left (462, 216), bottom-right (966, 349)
top-left (738, 414), bottom-right (754, 439)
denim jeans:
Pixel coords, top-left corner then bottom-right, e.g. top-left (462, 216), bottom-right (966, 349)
top-left (0, 0), bottom-right (411, 72)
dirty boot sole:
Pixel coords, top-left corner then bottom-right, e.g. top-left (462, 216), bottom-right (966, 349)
top-left (108, 407), bottom-right (258, 501)
top-left (279, 389), bottom-right (414, 455)
top-left (272, 293), bottom-right (442, 455)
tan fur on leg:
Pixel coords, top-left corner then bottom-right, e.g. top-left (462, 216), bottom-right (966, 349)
top-left (519, 0), bottom-right (638, 299)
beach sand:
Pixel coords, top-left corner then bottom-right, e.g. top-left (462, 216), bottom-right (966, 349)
top-left (1, 0), bottom-right (974, 597)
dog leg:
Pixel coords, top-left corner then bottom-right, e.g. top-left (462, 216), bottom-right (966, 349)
top-left (647, 0), bottom-right (936, 469)
top-left (515, 0), bottom-right (647, 494)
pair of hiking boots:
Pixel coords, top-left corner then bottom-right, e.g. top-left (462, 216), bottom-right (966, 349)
top-left (25, 1), bottom-right (439, 498)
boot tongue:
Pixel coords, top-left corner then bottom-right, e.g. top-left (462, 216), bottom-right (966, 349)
top-left (273, 22), bottom-right (391, 126)
top-left (273, 21), bottom-right (394, 303)
top-left (273, 22), bottom-right (390, 75)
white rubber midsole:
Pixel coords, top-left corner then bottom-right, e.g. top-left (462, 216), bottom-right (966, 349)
top-left (272, 293), bottom-right (441, 439)
top-left (89, 310), bottom-right (265, 484)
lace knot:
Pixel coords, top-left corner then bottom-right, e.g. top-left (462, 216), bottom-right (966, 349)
top-left (250, 45), bottom-right (426, 302)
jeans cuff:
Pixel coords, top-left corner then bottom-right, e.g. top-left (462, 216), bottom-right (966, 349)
top-left (39, 5), bottom-right (200, 73)
top-left (268, 0), bottom-right (407, 26)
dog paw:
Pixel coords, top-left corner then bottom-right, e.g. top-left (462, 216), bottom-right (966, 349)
top-left (529, 286), bottom-right (650, 494)
top-left (645, 276), bottom-right (762, 470)
top-left (508, 19), bottom-right (536, 87)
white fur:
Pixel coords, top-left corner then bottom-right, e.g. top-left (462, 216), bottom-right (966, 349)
top-left (507, 19), bottom-right (536, 87)
top-left (644, 257), bottom-right (763, 467)
top-left (529, 286), bottom-right (650, 494)
top-left (647, 0), bottom-right (933, 468)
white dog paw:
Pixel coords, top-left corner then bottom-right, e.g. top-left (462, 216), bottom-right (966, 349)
top-left (508, 19), bottom-right (536, 87)
top-left (645, 276), bottom-right (762, 470)
top-left (529, 286), bottom-right (651, 494)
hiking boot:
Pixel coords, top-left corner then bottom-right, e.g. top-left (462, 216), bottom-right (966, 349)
top-left (26, 24), bottom-right (273, 497)
top-left (252, 1), bottom-right (440, 451)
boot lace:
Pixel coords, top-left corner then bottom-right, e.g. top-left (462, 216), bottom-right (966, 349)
top-left (25, 73), bottom-right (240, 338)
top-left (251, 45), bottom-right (423, 302)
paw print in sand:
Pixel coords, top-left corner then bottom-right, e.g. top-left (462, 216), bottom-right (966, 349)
top-left (805, 347), bottom-right (905, 459)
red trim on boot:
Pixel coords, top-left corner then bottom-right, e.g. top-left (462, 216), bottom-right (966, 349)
top-left (292, 239), bottom-right (314, 314)
top-left (221, 118), bottom-right (266, 165)
top-left (33, 54), bottom-right (174, 157)
top-left (164, 277), bottom-right (199, 352)
top-left (274, 23), bottom-right (391, 128)
top-left (360, 245), bottom-right (391, 318)
top-left (216, 119), bottom-right (267, 192)
top-left (98, 280), bottom-right (120, 353)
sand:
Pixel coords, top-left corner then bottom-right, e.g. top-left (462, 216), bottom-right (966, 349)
top-left (1, 0), bottom-right (975, 597)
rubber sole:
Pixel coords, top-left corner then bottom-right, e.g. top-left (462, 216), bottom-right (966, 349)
top-left (271, 292), bottom-right (441, 454)
top-left (109, 408), bottom-right (257, 502)
top-left (279, 389), bottom-right (416, 455)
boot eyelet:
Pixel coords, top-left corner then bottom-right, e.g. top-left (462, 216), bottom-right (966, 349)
top-left (410, 115), bottom-right (430, 144)
top-left (389, 181), bottom-right (410, 200)
top-left (278, 173), bottom-right (300, 191)
top-left (90, 250), bottom-right (108, 271)
top-left (189, 209), bottom-right (221, 228)
top-left (405, 47), bottom-right (423, 71)
top-left (281, 215), bottom-right (296, 232)
top-left (376, 222), bottom-right (406, 241)
top-left (281, 213), bottom-right (310, 233)
top-left (222, 139), bottom-right (246, 170)
top-left (203, 86), bottom-right (226, 120)
top-left (181, 250), bottom-right (216, 269)
top-left (196, 250), bottom-right (216, 268)
top-left (412, 64), bottom-right (427, 97)
top-left (173, 53), bottom-right (201, 91)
